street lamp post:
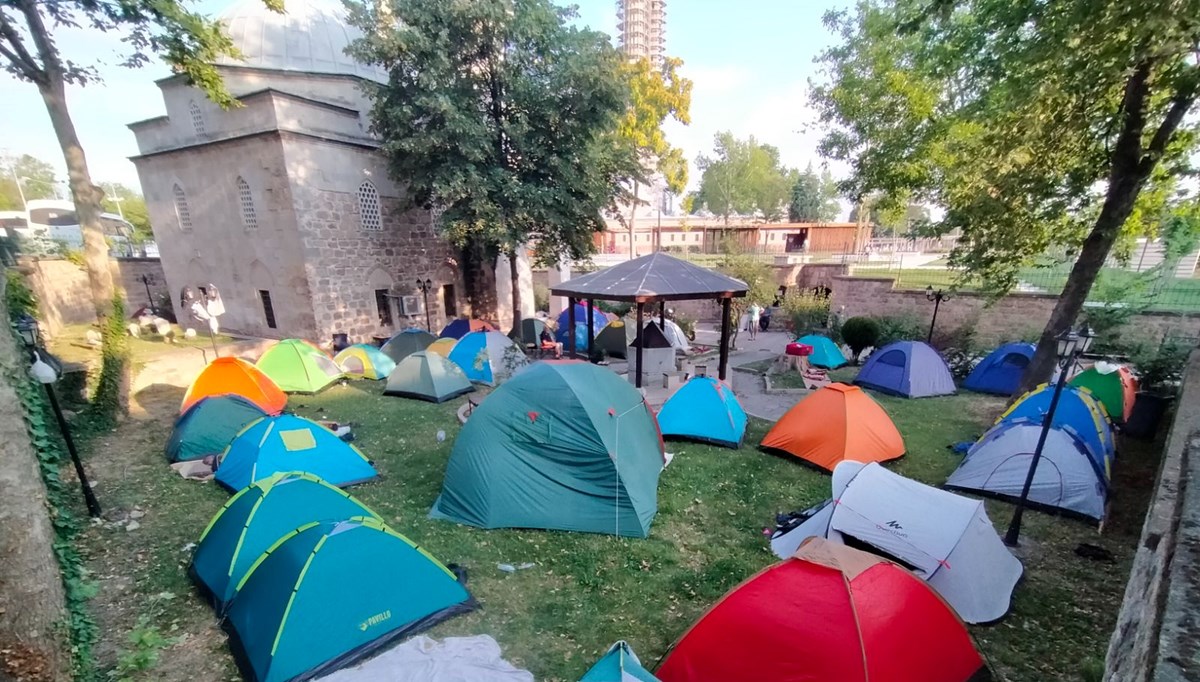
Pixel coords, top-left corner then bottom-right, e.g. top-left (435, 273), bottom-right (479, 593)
top-left (925, 285), bottom-right (951, 343)
top-left (1003, 326), bottom-right (1095, 547)
top-left (415, 278), bottom-right (433, 332)
top-left (14, 317), bottom-right (102, 518)
top-left (140, 273), bottom-right (155, 311)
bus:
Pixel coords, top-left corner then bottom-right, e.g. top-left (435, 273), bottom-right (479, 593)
top-left (0, 199), bottom-right (155, 257)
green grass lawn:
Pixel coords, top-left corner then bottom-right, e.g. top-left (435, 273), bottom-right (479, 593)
top-left (50, 322), bottom-right (234, 365)
top-left (71, 370), bottom-right (1160, 682)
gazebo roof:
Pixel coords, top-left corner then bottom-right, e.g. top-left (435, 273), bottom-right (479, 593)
top-left (551, 252), bottom-right (749, 303)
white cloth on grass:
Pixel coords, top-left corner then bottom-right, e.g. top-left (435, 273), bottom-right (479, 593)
top-left (317, 635), bottom-right (534, 682)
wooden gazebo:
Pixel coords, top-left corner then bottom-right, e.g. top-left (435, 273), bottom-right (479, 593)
top-left (550, 252), bottom-right (749, 387)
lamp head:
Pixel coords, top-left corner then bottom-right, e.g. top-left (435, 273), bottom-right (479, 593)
top-left (925, 285), bottom-right (934, 301)
top-left (425, 278), bottom-right (432, 289)
top-left (1056, 329), bottom-right (1079, 359)
top-left (1078, 326), bottom-right (1096, 354)
top-left (14, 314), bottom-right (39, 348)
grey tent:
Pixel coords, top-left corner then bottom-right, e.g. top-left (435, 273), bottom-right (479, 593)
top-left (385, 351), bottom-right (475, 403)
top-left (508, 318), bottom-right (548, 348)
top-left (594, 320), bottom-right (635, 359)
top-left (381, 328), bottom-right (437, 363)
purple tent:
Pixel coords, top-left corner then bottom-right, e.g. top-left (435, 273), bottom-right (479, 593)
top-left (855, 341), bottom-right (956, 398)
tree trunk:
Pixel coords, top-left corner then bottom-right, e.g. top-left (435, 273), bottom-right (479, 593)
top-left (0, 279), bottom-right (69, 681)
top-left (37, 77), bottom-right (113, 316)
top-left (509, 249), bottom-right (520, 329)
top-left (627, 181), bottom-right (639, 259)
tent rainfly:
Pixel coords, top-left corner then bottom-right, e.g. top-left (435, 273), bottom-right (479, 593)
top-left (580, 641), bottom-right (659, 682)
top-left (551, 252), bottom-right (747, 387)
top-left (770, 461), bottom-right (1022, 624)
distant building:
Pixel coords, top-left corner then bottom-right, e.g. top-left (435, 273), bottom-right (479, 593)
top-left (597, 217), bottom-right (871, 257)
top-left (127, 0), bottom-right (531, 341)
top-left (618, 0), bottom-right (667, 70)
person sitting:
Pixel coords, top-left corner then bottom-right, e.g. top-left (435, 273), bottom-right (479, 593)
top-left (540, 327), bottom-right (563, 359)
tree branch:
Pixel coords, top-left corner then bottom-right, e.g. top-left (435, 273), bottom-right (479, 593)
top-left (1110, 59), bottom-right (1154, 175)
top-left (0, 11), bottom-right (44, 82)
top-left (1139, 78), bottom-right (1200, 175)
top-left (14, 0), bottom-right (63, 80)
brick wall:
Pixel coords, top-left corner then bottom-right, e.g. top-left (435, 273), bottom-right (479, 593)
top-left (18, 257), bottom-right (170, 337)
top-left (831, 276), bottom-right (1200, 346)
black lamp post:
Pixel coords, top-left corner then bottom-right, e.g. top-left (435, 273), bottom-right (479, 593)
top-left (925, 285), bottom-right (951, 343)
top-left (1003, 325), bottom-right (1095, 547)
top-left (14, 317), bottom-right (102, 518)
top-left (415, 278), bottom-right (434, 332)
top-left (139, 273), bottom-right (155, 312)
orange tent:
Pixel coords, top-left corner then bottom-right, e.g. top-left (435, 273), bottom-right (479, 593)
top-left (180, 357), bottom-right (287, 415)
top-left (760, 383), bottom-right (903, 471)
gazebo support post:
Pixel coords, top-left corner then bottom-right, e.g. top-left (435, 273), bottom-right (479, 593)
top-left (635, 301), bottom-right (644, 388)
top-left (568, 297), bottom-right (577, 358)
top-left (659, 301), bottom-right (666, 328)
top-left (586, 299), bottom-right (595, 361)
top-left (718, 297), bottom-right (731, 382)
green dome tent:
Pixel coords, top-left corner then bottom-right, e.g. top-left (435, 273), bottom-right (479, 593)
top-left (381, 328), bottom-right (437, 364)
top-left (384, 351), bottom-right (476, 403)
top-left (256, 339), bottom-right (344, 394)
top-left (191, 472), bottom-right (380, 611)
top-left (508, 317), bottom-right (548, 348)
top-left (430, 361), bottom-right (665, 537)
top-left (594, 320), bottom-right (635, 359)
top-left (166, 395), bottom-right (267, 462)
top-left (225, 517), bottom-right (475, 682)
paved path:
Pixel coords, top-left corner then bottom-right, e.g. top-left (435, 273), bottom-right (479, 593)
top-left (693, 327), bottom-right (808, 422)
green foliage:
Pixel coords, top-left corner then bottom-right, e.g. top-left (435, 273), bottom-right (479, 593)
top-left (691, 132), bottom-right (795, 222)
top-left (781, 290), bottom-right (831, 333)
top-left (873, 314), bottom-right (925, 347)
top-left (8, 329), bottom-right (98, 679)
top-left (840, 316), bottom-right (880, 359)
top-left (618, 57), bottom-right (693, 195)
top-left (813, 0), bottom-right (1200, 296)
top-left (596, 300), bottom-right (632, 318)
top-left (931, 322), bottom-right (980, 381)
top-left (110, 616), bottom-right (181, 682)
top-left (672, 311), bottom-right (696, 340)
top-left (532, 282), bottom-right (550, 312)
top-left (90, 296), bottom-right (129, 425)
top-left (5, 269), bottom-right (37, 321)
top-left (346, 0), bottom-right (637, 268)
top-left (788, 163), bottom-right (840, 222)
top-left (717, 239), bottom-right (777, 347)
top-left (100, 184), bottom-right (153, 244)
top-left (0, 154), bottom-right (58, 209)
top-left (1128, 338), bottom-right (1191, 393)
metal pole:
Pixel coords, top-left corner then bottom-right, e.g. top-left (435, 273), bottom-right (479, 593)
top-left (141, 275), bottom-right (154, 310)
top-left (718, 298), bottom-right (731, 382)
top-left (659, 301), bottom-right (665, 328)
top-left (927, 295), bottom-right (940, 344)
top-left (586, 299), bottom-right (595, 360)
top-left (1004, 350), bottom-right (1072, 547)
top-left (45, 383), bottom-right (102, 517)
top-left (422, 290), bottom-right (432, 331)
top-left (567, 297), bottom-right (577, 358)
top-left (635, 302), bottom-right (644, 388)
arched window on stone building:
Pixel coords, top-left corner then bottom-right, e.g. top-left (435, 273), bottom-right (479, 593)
top-left (236, 176), bottom-right (257, 229)
top-left (172, 184), bottom-right (193, 230)
top-left (189, 100), bottom-right (205, 135)
top-left (358, 181), bottom-right (382, 231)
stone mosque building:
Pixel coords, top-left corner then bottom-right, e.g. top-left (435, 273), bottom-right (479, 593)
top-left (128, 0), bottom-right (533, 342)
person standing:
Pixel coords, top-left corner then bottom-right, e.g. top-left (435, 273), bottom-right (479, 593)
top-left (747, 302), bottom-right (763, 340)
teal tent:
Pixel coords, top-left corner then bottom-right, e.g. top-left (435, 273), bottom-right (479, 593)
top-left (509, 318), bottom-right (548, 347)
top-left (580, 641), bottom-right (660, 681)
top-left (796, 334), bottom-right (848, 369)
top-left (381, 328), bottom-right (437, 364)
top-left (191, 472), bottom-right (380, 610)
top-left (594, 320), bottom-right (634, 359)
top-left (225, 517), bottom-right (475, 682)
top-left (216, 414), bottom-right (378, 491)
top-left (384, 351), bottom-right (475, 403)
top-left (657, 377), bottom-right (747, 448)
top-left (166, 395), bottom-right (267, 462)
top-left (430, 361), bottom-right (665, 537)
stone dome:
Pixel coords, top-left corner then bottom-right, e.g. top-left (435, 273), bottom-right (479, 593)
top-left (215, 0), bottom-right (386, 82)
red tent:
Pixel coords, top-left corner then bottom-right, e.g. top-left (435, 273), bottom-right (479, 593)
top-left (657, 538), bottom-right (988, 682)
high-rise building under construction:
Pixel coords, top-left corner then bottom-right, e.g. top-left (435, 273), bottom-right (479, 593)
top-left (617, 0), bottom-right (666, 70)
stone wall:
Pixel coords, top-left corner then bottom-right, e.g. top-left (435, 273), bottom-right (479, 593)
top-left (1104, 350), bottom-right (1200, 681)
top-left (17, 257), bottom-right (169, 337)
top-left (830, 276), bottom-right (1200, 347)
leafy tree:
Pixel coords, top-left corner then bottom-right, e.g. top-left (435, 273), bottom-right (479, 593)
top-left (691, 132), bottom-right (794, 223)
top-left (0, 154), bottom-right (58, 209)
top-left (617, 56), bottom-right (692, 258)
top-left (840, 316), bottom-right (880, 362)
top-left (789, 163), bottom-right (840, 222)
top-left (100, 183), bottom-right (153, 244)
top-left (717, 238), bottom-right (777, 349)
top-left (347, 0), bottom-right (637, 324)
top-left (813, 0), bottom-right (1200, 392)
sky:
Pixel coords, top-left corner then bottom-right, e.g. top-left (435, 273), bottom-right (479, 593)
top-left (0, 0), bottom-right (852, 195)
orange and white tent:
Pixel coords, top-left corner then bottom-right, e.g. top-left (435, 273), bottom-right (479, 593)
top-left (180, 357), bottom-right (287, 415)
top-left (760, 383), bottom-right (904, 471)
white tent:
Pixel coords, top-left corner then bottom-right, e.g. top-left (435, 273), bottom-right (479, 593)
top-left (771, 461), bottom-right (1022, 624)
top-left (662, 318), bottom-right (691, 353)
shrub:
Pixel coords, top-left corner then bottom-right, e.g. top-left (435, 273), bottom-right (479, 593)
top-left (533, 282), bottom-right (550, 312)
top-left (874, 314), bottom-right (926, 347)
top-left (673, 311), bottom-right (696, 340)
top-left (1129, 338), bottom-right (1191, 393)
top-left (840, 316), bottom-right (880, 361)
top-left (4, 269), bottom-right (37, 321)
top-left (781, 291), bottom-right (831, 334)
top-left (932, 323), bottom-right (980, 381)
top-left (597, 300), bottom-right (632, 317)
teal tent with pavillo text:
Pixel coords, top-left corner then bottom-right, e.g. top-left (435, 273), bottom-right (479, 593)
top-left (430, 361), bottom-right (665, 537)
top-left (224, 517), bottom-right (475, 682)
top-left (191, 472), bottom-right (381, 611)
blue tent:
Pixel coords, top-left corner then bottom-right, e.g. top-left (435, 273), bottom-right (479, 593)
top-left (999, 383), bottom-right (1115, 460)
top-left (963, 342), bottom-right (1035, 395)
top-left (191, 472), bottom-right (380, 611)
top-left (580, 641), bottom-right (660, 682)
top-left (225, 518), bottom-right (474, 682)
top-left (216, 415), bottom-right (378, 492)
top-left (855, 341), bottom-right (956, 398)
top-left (796, 334), bottom-right (848, 369)
top-left (555, 303), bottom-right (607, 352)
top-left (439, 318), bottom-right (471, 339)
top-left (657, 377), bottom-right (747, 448)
